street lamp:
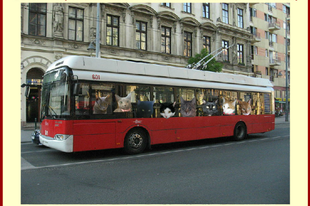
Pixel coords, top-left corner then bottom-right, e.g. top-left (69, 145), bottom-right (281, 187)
top-left (87, 41), bottom-right (96, 57)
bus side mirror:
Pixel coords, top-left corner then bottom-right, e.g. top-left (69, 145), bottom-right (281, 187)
top-left (73, 83), bottom-right (80, 96)
top-left (25, 86), bottom-right (30, 97)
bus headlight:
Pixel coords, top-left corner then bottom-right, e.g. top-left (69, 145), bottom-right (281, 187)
top-left (54, 134), bottom-right (71, 141)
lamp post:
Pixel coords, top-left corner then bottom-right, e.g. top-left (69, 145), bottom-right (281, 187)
top-left (88, 3), bottom-right (100, 58)
top-left (285, 17), bottom-right (289, 121)
top-left (95, 3), bottom-right (100, 58)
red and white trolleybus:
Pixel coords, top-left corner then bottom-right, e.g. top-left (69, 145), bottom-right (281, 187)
top-left (38, 56), bottom-right (275, 154)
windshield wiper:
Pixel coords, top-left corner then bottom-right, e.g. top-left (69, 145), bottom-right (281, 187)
top-left (48, 106), bottom-right (58, 117)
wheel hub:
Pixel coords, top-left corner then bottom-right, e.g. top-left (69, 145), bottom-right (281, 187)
top-left (128, 133), bottom-right (143, 148)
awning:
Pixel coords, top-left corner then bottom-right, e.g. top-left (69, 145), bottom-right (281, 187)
top-left (275, 98), bottom-right (290, 102)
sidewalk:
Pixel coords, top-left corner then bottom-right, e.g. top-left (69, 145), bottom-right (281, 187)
top-left (274, 114), bottom-right (290, 125)
top-left (21, 115), bottom-right (290, 143)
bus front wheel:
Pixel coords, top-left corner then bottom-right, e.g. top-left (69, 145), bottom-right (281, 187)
top-left (233, 122), bottom-right (247, 141)
top-left (124, 128), bottom-right (147, 154)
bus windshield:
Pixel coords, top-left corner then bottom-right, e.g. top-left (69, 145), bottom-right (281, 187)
top-left (41, 67), bottom-right (71, 119)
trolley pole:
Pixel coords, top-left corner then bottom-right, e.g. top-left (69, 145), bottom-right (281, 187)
top-left (96, 3), bottom-right (100, 58)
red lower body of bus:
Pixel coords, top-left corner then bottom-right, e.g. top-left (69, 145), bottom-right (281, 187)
top-left (39, 115), bottom-right (275, 152)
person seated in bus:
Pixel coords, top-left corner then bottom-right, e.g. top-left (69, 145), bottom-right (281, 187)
top-left (136, 100), bottom-right (154, 118)
top-left (114, 93), bottom-right (132, 113)
top-left (180, 97), bottom-right (196, 117)
top-left (93, 92), bottom-right (112, 114)
top-left (202, 99), bottom-right (219, 116)
top-left (237, 99), bottom-right (252, 115)
top-left (222, 97), bottom-right (237, 115)
top-left (160, 102), bottom-right (176, 119)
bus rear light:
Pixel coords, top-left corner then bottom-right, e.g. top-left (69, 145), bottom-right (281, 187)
top-left (54, 134), bottom-right (72, 141)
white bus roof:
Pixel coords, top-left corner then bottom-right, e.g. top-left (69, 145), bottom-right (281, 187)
top-left (48, 56), bottom-right (273, 93)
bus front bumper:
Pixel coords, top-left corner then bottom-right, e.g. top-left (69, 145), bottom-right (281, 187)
top-left (39, 134), bottom-right (74, 153)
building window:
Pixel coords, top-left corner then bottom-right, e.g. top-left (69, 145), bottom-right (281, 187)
top-left (222, 40), bottom-right (229, 61)
top-left (161, 26), bottom-right (171, 54)
top-left (265, 14), bottom-right (277, 24)
top-left (283, 5), bottom-right (290, 15)
top-left (183, 3), bottom-right (192, 13)
top-left (136, 21), bottom-right (147, 50)
top-left (184, 31), bottom-right (192, 57)
top-left (222, 3), bottom-right (229, 24)
top-left (250, 26), bottom-right (257, 35)
top-left (203, 36), bottom-right (211, 53)
top-left (237, 44), bottom-right (244, 64)
top-left (203, 3), bottom-right (210, 18)
top-left (265, 67), bottom-right (269, 75)
top-left (252, 65), bottom-right (256, 73)
top-left (266, 49), bottom-right (268, 57)
top-left (29, 3), bottom-right (47, 36)
top-left (106, 15), bottom-right (119, 46)
top-left (250, 8), bottom-right (257, 21)
top-left (161, 3), bottom-right (171, 8)
top-left (288, 55), bottom-right (290, 68)
top-left (272, 34), bottom-right (277, 43)
top-left (265, 31), bottom-right (269, 39)
top-left (68, 7), bottom-right (84, 41)
top-left (237, 8), bottom-right (243, 28)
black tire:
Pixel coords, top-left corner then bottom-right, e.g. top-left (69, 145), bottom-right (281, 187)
top-left (233, 122), bottom-right (247, 141)
top-left (124, 128), bottom-right (147, 154)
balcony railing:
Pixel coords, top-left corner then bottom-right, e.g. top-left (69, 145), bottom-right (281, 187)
top-left (270, 75), bottom-right (274, 82)
top-left (251, 33), bottom-right (261, 43)
top-left (269, 22), bottom-right (281, 31)
top-left (270, 57), bottom-right (281, 66)
top-left (269, 41), bottom-right (274, 47)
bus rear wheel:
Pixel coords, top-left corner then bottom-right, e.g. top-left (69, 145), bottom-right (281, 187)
top-left (124, 128), bottom-right (147, 154)
top-left (233, 122), bottom-right (247, 141)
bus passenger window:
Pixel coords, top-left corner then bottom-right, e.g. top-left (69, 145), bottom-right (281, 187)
top-left (201, 89), bottom-right (220, 116)
top-left (196, 89), bottom-right (204, 116)
top-left (75, 83), bottom-right (90, 115)
top-left (153, 86), bottom-right (174, 118)
top-left (237, 92), bottom-right (253, 115)
top-left (92, 84), bottom-right (114, 115)
top-left (263, 93), bottom-right (271, 114)
top-left (125, 85), bottom-right (152, 118)
top-left (177, 88), bottom-right (196, 117)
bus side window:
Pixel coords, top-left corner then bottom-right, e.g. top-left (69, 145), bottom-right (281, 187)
top-left (196, 89), bottom-right (204, 116)
top-left (177, 88), bottom-right (195, 117)
top-left (75, 83), bottom-right (90, 115)
top-left (125, 85), bottom-right (153, 118)
top-left (201, 89), bottom-right (220, 116)
top-left (153, 86), bottom-right (174, 118)
top-left (92, 83), bottom-right (114, 115)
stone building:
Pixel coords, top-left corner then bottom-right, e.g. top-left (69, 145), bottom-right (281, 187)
top-left (20, 3), bottom-right (289, 126)
top-left (248, 3), bottom-right (290, 111)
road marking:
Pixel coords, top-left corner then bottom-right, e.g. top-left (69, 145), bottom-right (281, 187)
top-left (21, 135), bottom-right (289, 171)
top-left (21, 157), bottom-right (36, 170)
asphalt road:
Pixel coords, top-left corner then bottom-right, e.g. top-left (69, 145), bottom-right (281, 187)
top-left (21, 124), bottom-right (289, 204)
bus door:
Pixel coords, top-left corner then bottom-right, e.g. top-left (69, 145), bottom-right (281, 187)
top-left (73, 82), bottom-right (117, 152)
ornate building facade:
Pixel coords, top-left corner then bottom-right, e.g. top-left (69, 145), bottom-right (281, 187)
top-left (20, 3), bottom-right (289, 126)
